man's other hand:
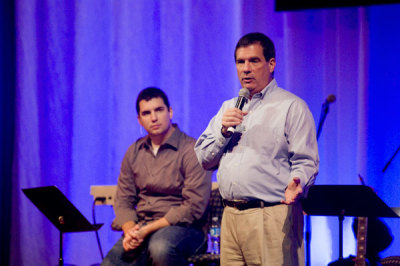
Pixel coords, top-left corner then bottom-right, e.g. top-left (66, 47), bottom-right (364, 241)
top-left (281, 177), bottom-right (303, 205)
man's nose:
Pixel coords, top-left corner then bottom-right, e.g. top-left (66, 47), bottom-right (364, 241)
top-left (151, 112), bottom-right (157, 121)
top-left (243, 61), bottom-right (251, 72)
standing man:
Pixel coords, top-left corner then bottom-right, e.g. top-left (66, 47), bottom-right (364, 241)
top-left (102, 87), bottom-right (211, 266)
top-left (195, 33), bottom-right (319, 265)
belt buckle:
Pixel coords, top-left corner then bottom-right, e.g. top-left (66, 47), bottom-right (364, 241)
top-left (232, 200), bottom-right (247, 209)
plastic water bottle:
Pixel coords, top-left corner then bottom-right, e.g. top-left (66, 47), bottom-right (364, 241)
top-left (209, 216), bottom-right (220, 254)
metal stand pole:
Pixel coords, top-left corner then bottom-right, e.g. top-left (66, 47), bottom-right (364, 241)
top-left (59, 231), bottom-right (63, 266)
top-left (338, 214), bottom-right (344, 260)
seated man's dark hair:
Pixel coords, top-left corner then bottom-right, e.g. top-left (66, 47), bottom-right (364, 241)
top-left (136, 87), bottom-right (170, 114)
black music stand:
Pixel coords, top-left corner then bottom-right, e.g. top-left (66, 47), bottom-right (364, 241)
top-left (22, 186), bottom-right (103, 266)
top-left (301, 185), bottom-right (399, 261)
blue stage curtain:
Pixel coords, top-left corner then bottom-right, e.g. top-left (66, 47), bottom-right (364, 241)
top-left (11, 1), bottom-right (400, 265)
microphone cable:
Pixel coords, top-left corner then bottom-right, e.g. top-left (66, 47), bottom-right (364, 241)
top-left (92, 198), bottom-right (105, 260)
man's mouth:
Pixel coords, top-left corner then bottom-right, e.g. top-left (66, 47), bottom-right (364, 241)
top-left (242, 77), bottom-right (254, 83)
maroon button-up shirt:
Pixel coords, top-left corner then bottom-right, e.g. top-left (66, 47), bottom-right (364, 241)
top-left (113, 124), bottom-right (211, 229)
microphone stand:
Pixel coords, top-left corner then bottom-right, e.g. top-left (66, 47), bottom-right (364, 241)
top-left (316, 100), bottom-right (331, 139)
top-left (305, 98), bottom-right (333, 266)
top-left (382, 144), bottom-right (400, 173)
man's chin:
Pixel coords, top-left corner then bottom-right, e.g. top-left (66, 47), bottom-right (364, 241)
top-left (149, 130), bottom-right (161, 136)
top-left (149, 129), bottom-right (168, 137)
top-left (241, 84), bottom-right (255, 90)
top-left (242, 87), bottom-right (256, 93)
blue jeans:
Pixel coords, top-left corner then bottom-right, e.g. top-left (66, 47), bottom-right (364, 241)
top-left (101, 225), bottom-right (206, 266)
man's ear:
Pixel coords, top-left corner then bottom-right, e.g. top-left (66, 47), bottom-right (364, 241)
top-left (137, 114), bottom-right (143, 127)
top-left (169, 107), bottom-right (173, 120)
top-left (269, 58), bottom-right (276, 73)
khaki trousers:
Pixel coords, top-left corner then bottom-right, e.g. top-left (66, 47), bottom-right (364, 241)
top-left (220, 203), bottom-right (304, 266)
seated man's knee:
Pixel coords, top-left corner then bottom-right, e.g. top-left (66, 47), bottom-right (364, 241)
top-left (147, 226), bottom-right (202, 265)
top-left (101, 237), bottom-right (124, 265)
top-left (148, 237), bottom-right (172, 263)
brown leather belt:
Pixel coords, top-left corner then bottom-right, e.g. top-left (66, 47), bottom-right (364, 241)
top-left (222, 199), bottom-right (281, 211)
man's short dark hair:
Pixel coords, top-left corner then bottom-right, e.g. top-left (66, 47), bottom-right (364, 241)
top-left (234, 32), bottom-right (276, 62)
top-left (136, 87), bottom-right (170, 114)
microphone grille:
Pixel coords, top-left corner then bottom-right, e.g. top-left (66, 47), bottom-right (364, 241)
top-left (326, 94), bottom-right (336, 103)
top-left (239, 88), bottom-right (250, 99)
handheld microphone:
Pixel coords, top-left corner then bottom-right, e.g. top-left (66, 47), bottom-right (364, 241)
top-left (227, 88), bottom-right (250, 134)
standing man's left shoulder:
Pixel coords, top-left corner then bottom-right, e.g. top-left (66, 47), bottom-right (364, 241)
top-left (273, 87), bottom-right (315, 124)
top-left (275, 87), bottom-right (311, 109)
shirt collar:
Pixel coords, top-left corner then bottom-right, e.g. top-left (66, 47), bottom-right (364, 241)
top-left (138, 123), bottom-right (180, 151)
top-left (252, 78), bottom-right (278, 100)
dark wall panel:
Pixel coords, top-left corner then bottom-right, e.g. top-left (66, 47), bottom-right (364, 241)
top-left (275, 0), bottom-right (400, 11)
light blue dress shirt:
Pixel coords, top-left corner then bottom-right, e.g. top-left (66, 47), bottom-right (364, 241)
top-left (195, 79), bottom-right (319, 203)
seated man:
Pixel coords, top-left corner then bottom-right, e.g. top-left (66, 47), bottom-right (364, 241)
top-left (102, 87), bottom-right (211, 266)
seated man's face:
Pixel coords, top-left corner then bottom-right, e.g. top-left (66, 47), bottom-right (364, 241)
top-left (137, 97), bottom-right (173, 137)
